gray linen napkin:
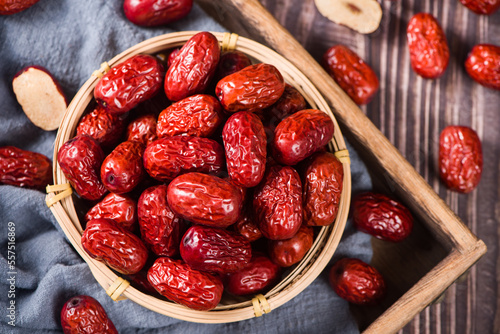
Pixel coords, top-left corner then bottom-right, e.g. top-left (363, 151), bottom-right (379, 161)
top-left (0, 1), bottom-right (372, 333)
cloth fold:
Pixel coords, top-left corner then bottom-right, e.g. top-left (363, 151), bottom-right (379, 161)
top-left (0, 1), bottom-right (372, 333)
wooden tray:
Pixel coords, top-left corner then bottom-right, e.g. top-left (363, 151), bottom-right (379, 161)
top-left (196, 0), bottom-right (488, 333)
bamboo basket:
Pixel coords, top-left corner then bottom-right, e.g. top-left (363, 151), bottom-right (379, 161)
top-left (45, 31), bottom-right (352, 323)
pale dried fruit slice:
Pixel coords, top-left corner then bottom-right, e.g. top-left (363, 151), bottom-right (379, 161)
top-left (12, 66), bottom-right (67, 131)
top-left (315, 0), bottom-right (383, 34)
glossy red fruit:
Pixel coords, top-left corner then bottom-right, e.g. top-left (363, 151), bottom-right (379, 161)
top-left (215, 50), bottom-right (252, 81)
top-left (263, 83), bottom-right (307, 125)
top-left (167, 48), bottom-right (180, 68)
top-left (273, 109), bottom-right (334, 166)
top-left (223, 111), bottom-right (267, 188)
top-left (233, 209), bottom-right (262, 242)
top-left (60, 295), bottom-right (117, 334)
top-left (57, 135), bottom-right (107, 201)
top-left (165, 31), bottom-right (220, 101)
top-left (216, 63), bottom-right (285, 113)
top-left (167, 172), bottom-right (243, 228)
top-left (0, 146), bottom-right (52, 190)
top-left (459, 0), bottom-right (500, 15)
top-left (253, 165), bottom-right (303, 240)
top-left (268, 226), bottom-right (314, 267)
top-left (76, 105), bottom-right (126, 149)
top-left (180, 225), bottom-right (252, 274)
top-left (101, 141), bottom-right (145, 194)
top-left (137, 185), bottom-right (183, 257)
top-left (85, 193), bottom-right (137, 231)
top-left (81, 218), bottom-right (148, 275)
top-left (126, 113), bottom-right (158, 146)
top-left (225, 253), bottom-right (281, 296)
top-left (94, 54), bottom-right (164, 114)
top-left (352, 192), bottom-right (413, 242)
top-left (465, 44), bottom-right (500, 90)
top-left (147, 257), bottom-right (223, 311)
top-left (0, 0), bottom-right (39, 15)
top-left (123, 0), bottom-right (193, 27)
top-left (323, 45), bottom-right (379, 105)
top-left (329, 258), bottom-right (386, 305)
top-left (439, 125), bottom-right (483, 193)
top-left (157, 94), bottom-right (223, 138)
top-left (302, 152), bottom-right (344, 226)
top-left (407, 13), bottom-right (449, 79)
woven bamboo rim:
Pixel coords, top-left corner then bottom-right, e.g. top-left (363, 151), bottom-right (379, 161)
top-left (47, 31), bottom-right (352, 323)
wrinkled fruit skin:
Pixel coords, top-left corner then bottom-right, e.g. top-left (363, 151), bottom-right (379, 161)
top-left (268, 226), bottom-right (314, 267)
top-left (225, 253), bottom-right (281, 296)
top-left (223, 111), bottom-right (267, 188)
top-left (0, 0), bottom-right (39, 15)
top-left (465, 44), bottom-right (500, 90)
top-left (147, 257), bottom-right (223, 311)
top-left (143, 136), bottom-right (224, 182)
top-left (81, 218), bottom-right (148, 275)
top-left (101, 141), bottom-right (145, 194)
top-left (85, 193), bottom-right (137, 231)
top-left (407, 13), bottom-right (449, 79)
top-left (165, 31), bottom-right (220, 101)
top-left (216, 63), bottom-right (285, 113)
top-left (215, 50), bottom-right (252, 82)
top-left (352, 192), bottom-right (413, 242)
top-left (439, 125), bottom-right (483, 193)
top-left (233, 209), bottom-right (262, 242)
top-left (459, 0), bottom-right (500, 15)
top-left (157, 94), bottom-right (223, 138)
top-left (123, 0), bottom-right (193, 27)
top-left (0, 146), bottom-right (52, 190)
top-left (180, 225), bottom-right (252, 274)
top-left (127, 113), bottom-right (158, 146)
top-left (273, 109), bottom-right (334, 166)
top-left (253, 165), bottom-right (303, 240)
top-left (263, 83), bottom-right (307, 127)
top-left (94, 54), bottom-right (164, 114)
top-left (302, 152), bottom-right (344, 226)
top-left (76, 105), bottom-right (126, 149)
top-left (138, 185), bottom-right (183, 257)
top-left (329, 258), bottom-right (386, 305)
top-left (57, 135), bottom-right (107, 201)
top-left (60, 295), bottom-right (117, 334)
top-left (167, 172), bottom-right (243, 227)
top-left (323, 45), bottom-right (379, 105)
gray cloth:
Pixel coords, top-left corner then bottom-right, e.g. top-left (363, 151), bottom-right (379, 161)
top-left (0, 1), bottom-right (373, 333)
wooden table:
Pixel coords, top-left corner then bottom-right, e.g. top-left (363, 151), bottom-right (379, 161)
top-left (200, 0), bottom-right (500, 333)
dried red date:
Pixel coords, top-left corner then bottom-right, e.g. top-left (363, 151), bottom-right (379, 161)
top-left (123, 0), bottom-right (193, 27)
top-left (165, 31), bottom-right (220, 101)
top-left (126, 113), bottom-right (158, 146)
top-left (225, 253), bottom-right (281, 296)
top-left (233, 209), bottom-right (262, 242)
top-left (268, 226), bottom-right (314, 267)
top-left (61, 295), bottom-right (117, 334)
top-left (147, 257), bottom-right (223, 311)
top-left (76, 105), bottom-right (126, 149)
top-left (272, 109), bottom-right (334, 166)
top-left (459, 0), bottom-right (500, 15)
top-left (143, 136), bottom-right (224, 182)
top-left (0, 0), bottom-right (39, 15)
top-left (85, 193), bottom-right (137, 231)
top-left (215, 50), bottom-right (252, 81)
top-left (302, 152), bottom-right (343, 226)
top-left (167, 48), bottom-right (180, 68)
top-left (329, 258), bottom-right (386, 305)
top-left (101, 141), bottom-right (145, 194)
top-left (81, 218), bottom-right (148, 275)
top-left (253, 165), bottom-right (302, 240)
top-left (138, 185), bottom-right (183, 257)
top-left (167, 172), bottom-right (243, 228)
top-left (216, 63), bottom-right (285, 113)
top-left (263, 83), bottom-right (307, 125)
top-left (0, 146), bottom-right (52, 190)
top-left (439, 125), bottom-right (483, 193)
top-left (407, 13), bottom-right (449, 79)
top-left (465, 44), bottom-right (500, 90)
top-left (57, 135), bottom-right (107, 201)
top-left (157, 94), bottom-right (223, 138)
top-left (94, 54), bottom-right (164, 114)
top-left (223, 111), bottom-right (267, 188)
top-left (323, 45), bottom-right (379, 105)
top-left (352, 192), bottom-right (413, 242)
top-left (180, 225), bottom-right (252, 274)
